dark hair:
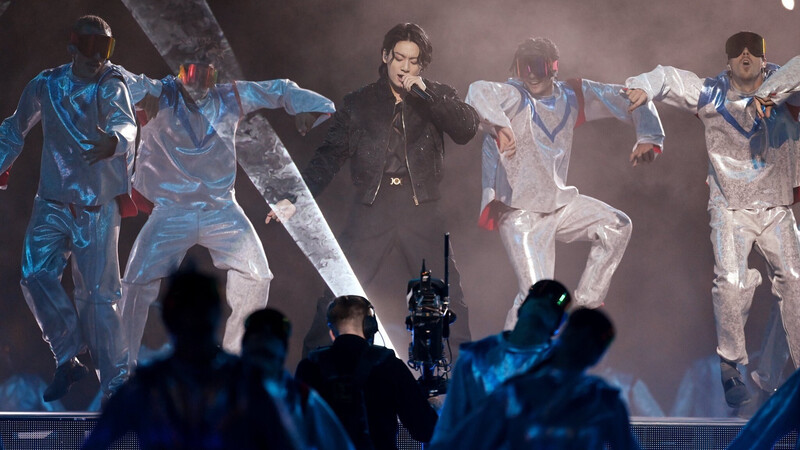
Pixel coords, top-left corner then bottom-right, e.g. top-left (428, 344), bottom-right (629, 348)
top-left (327, 295), bottom-right (371, 330)
top-left (510, 37), bottom-right (559, 74)
top-left (72, 15), bottom-right (112, 36)
top-left (243, 308), bottom-right (292, 348)
top-left (378, 23), bottom-right (433, 78)
top-left (161, 268), bottom-right (222, 335)
top-left (519, 279), bottom-right (572, 318)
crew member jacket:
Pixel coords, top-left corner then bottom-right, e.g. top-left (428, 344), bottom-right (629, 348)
top-left (296, 334), bottom-right (438, 450)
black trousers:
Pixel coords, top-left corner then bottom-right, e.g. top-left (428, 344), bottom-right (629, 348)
top-left (302, 178), bottom-right (472, 365)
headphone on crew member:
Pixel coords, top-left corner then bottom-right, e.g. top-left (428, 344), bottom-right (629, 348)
top-left (327, 295), bottom-right (379, 341)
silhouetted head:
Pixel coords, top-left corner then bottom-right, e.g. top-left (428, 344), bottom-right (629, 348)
top-left (554, 308), bottom-right (615, 370)
top-left (242, 308), bottom-right (292, 380)
top-left (327, 295), bottom-right (377, 340)
top-left (161, 268), bottom-right (222, 344)
top-left (511, 37), bottom-right (559, 97)
top-left (379, 23), bottom-right (433, 92)
top-left (516, 279), bottom-right (572, 336)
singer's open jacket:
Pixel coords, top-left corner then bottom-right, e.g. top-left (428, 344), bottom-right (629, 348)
top-left (302, 76), bottom-right (479, 205)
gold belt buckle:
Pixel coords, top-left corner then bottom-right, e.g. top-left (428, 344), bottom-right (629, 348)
top-left (389, 177), bottom-right (402, 186)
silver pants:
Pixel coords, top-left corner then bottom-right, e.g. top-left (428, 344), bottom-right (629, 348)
top-left (710, 205), bottom-right (800, 367)
top-left (498, 195), bottom-right (632, 329)
top-left (20, 196), bottom-right (128, 396)
top-left (751, 302), bottom-right (791, 392)
top-left (121, 202), bottom-right (272, 363)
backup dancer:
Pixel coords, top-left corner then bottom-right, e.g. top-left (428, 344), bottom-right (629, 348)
top-left (466, 37), bottom-right (663, 329)
top-left (0, 15), bottom-right (136, 400)
top-left (121, 63), bottom-right (333, 362)
top-left (626, 31), bottom-right (800, 407)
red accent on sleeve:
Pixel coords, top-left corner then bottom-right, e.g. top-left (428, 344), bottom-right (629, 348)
top-left (788, 104), bottom-right (800, 122)
top-left (478, 204), bottom-right (496, 230)
top-left (565, 78), bottom-right (586, 128)
top-left (654, 145), bottom-right (662, 154)
top-left (135, 109), bottom-right (149, 126)
top-left (0, 167), bottom-right (11, 189)
top-left (478, 200), bottom-right (506, 231)
top-left (131, 188), bottom-right (154, 215)
top-left (116, 194), bottom-right (139, 218)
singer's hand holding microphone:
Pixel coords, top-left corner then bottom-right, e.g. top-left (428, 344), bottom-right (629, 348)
top-left (401, 75), bottom-right (432, 102)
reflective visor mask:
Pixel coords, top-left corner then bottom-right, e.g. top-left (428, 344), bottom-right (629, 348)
top-left (178, 63), bottom-right (218, 90)
top-left (725, 32), bottom-right (765, 59)
top-left (70, 32), bottom-right (115, 59)
top-left (516, 55), bottom-right (557, 80)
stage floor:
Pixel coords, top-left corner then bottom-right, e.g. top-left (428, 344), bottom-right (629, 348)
top-left (0, 413), bottom-right (797, 449)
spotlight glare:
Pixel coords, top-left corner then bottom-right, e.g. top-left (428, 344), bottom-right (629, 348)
top-left (782, 0), bottom-right (794, 10)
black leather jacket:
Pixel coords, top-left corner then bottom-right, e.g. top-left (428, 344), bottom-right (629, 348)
top-left (296, 334), bottom-right (439, 449)
top-left (302, 77), bottom-right (479, 205)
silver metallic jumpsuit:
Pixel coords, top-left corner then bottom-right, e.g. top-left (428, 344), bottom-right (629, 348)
top-left (121, 73), bottom-right (334, 361)
top-left (0, 62), bottom-right (137, 396)
top-left (627, 64), bottom-right (800, 368)
top-left (467, 78), bottom-right (664, 328)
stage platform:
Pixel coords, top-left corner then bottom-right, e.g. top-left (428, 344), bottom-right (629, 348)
top-left (630, 417), bottom-right (797, 449)
top-left (0, 413), bottom-right (797, 449)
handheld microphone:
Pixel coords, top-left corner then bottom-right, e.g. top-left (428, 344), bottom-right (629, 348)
top-left (411, 84), bottom-right (433, 102)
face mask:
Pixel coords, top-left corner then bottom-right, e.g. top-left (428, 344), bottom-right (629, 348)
top-left (725, 32), bottom-right (765, 59)
top-left (516, 54), bottom-right (557, 80)
top-left (70, 32), bottom-right (115, 59)
top-left (178, 63), bottom-right (218, 90)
